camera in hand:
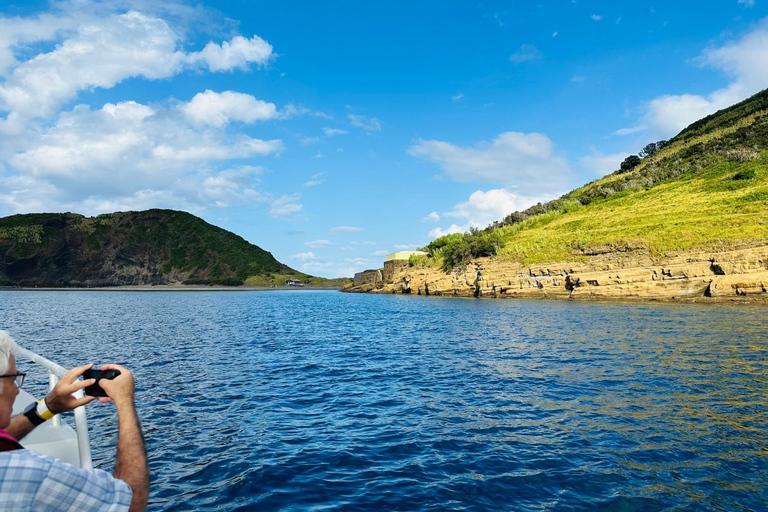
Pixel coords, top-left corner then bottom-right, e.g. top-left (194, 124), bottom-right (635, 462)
top-left (83, 368), bottom-right (121, 397)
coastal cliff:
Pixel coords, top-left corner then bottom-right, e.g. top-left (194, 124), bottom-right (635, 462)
top-left (347, 88), bottom-right (768, 301)
top-left (349, 246), bottom-right (768, 301)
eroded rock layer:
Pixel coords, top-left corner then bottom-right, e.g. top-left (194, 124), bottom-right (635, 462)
top-left (347, 246), bottom-right (768, 301)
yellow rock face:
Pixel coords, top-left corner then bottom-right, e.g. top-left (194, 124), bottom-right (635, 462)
top-left (347, 246), bottom-right (768, 301)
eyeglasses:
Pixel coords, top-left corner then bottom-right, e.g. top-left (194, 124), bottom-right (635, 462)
top-left (0, 373), bottom-right (25, 387)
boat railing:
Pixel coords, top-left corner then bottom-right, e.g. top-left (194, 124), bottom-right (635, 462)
top-left (13, 345), bottom-right (93, 469)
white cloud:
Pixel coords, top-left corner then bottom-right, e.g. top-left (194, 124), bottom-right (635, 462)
top-left (323, 127), bottom-right (348, 137)
top-left (332, 226), bottom-right (364, 232)
top-left (621, 18), bottom-right (768, 139)
top-left (429, 224), bottom-right (467, 239)
top-left (180, 90), bottom-right (278, 127)
top-left (0, 10), bottom-right (275, 119)
top-left (0, 11), bottom-right (183, 118)
top-left (371, 250), bottom-right (389, 256)
top-left (305, 239), bottom-right (333, 248)
top-left (290, 251), bottom-right (317, 261)
top-left (739, 0), bottom-right (755, 8)
top-left (423, 211), bottom-right (440, 222)
top-left (509, 44), bottom-right (542, 64)
top-left (393, 244), bottom-right (418, 251)
top-left (303, 173), bottom-right (325, 187)
top-left (0, 12), bottom-right (78, 75)
top-left (452, 93), bottom-right (464, 102)
top-left (408, 131), bottom-right (571, 190)
top-left (429, 188), bottom-right (552, 239)
top-left (0, 99), bottom-right (282, 214)
top-left (552, 31), bottom-right (558, 38)
top-left (579, 151), bottom-right (630, 177)
top-left (348, 114), bottom-right (381, 132)
top-left (591, 14), bottom-right (603, 21)
top-left (188, 35), bottom-right (273, 72)
top-left (269, 195), bottom-right (303, 218)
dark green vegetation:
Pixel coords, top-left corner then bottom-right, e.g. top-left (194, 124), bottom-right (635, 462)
top-left (424, 88), bottom-right (768, 270)
top-left (0, 209), bottom-right (320, 287)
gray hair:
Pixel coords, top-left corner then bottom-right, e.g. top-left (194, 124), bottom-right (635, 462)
top-left (0, 330), bottom-right (17, 376)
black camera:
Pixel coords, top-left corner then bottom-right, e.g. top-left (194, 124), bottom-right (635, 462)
top-left (83, 368), bottom-right (121, 397)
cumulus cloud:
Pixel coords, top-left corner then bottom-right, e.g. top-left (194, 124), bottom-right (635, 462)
top-left (188, 35), bottom-right (273, 72)
top-left (0, 11), bottom-right (275, 118)
top-left (0, 99), bottom-right (282, 213)
top-left (591, 14), bottom-right (603, 21)
top-left (428, 189), bottom-right (553, 239)
top-left (348, 114), bottom-right (381, 132)
top-left (180, 90), bottom-right (278, 127)
top-left (619, 17), bottom-right (768, 139)
top-left (509, 44), bottom-right (542, 64)
top-left (408, 131), bottom-right (571, 190)
top-left (423, 211), bottom-right (440, 222)
top-left (0, 4), bottom-right (290, 216)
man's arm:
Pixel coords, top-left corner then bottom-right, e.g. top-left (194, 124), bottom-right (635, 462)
top-left (6, 363), bottom-right (96, 440)
top-left (99, 364), bottom-right (149, 512)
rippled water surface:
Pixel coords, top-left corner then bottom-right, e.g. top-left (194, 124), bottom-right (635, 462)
top-left (2, 290), bottom-right (767, 511)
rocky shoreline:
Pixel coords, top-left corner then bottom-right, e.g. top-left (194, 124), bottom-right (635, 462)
top-left (345, 245), bottom-right (768, 303)
top-left (1, 284), bottom-right (340, 292)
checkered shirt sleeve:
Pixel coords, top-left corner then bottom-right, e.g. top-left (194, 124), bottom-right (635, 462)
top-left (0, 450), bottom-right (133, 512)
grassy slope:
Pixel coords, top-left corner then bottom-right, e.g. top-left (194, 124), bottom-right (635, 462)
top-left (426, 89), bottom-right (768, 267)
top-left (499, 155), bottom-right (768, 264)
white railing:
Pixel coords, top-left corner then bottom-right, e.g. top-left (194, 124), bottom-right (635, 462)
top-left (13, 345), bottom-right (93, 469)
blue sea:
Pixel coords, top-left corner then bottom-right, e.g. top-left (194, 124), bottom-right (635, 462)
top-left (2, 290), bottom-right (767, 511)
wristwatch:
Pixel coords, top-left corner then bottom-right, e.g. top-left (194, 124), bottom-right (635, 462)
top-left (23, 399), bottom-right (55, 427)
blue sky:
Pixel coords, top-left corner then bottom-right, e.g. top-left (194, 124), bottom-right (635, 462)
top-left (1, 0), bottom-right (767, 277)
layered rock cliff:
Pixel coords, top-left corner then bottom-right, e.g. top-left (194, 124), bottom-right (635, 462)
top-left (349, 246), bottom-right (768, 301)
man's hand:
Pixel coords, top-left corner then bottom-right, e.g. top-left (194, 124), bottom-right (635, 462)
top-left (97, 364), bottom-right (135, 407)
top-left (45, 363), bottom-right (97, 415)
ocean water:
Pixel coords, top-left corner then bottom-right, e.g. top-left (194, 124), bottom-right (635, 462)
top-left (1, 290), bottom-right (767, 511)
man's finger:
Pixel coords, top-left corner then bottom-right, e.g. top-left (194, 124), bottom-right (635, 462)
top-left (63, 363), bottom-right (94, 383)
top-left (70, 378), bottom-right (96, 391)
top-left (70, 395), bottom-right (96, 408)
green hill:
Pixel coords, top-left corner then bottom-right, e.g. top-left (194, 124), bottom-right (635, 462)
top-left (0, 209), bottom-right (312, 287)
top-left (424, 88), bottom-right (768, 269)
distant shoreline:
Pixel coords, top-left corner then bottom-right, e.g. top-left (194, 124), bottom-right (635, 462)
top-left (1, 284), bottom-right (342, 292)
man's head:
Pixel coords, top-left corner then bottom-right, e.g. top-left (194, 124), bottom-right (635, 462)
top-left (0, 330), bottom-right (19, 429)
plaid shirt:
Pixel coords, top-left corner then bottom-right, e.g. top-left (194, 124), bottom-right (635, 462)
top-left (0, 449), bottom-right (132, 511)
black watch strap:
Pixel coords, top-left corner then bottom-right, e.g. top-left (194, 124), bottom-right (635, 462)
top-left (23, 401), bottom-right (46, 427)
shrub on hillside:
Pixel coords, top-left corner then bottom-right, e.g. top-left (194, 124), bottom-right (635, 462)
top-left (618, 155), bottom-right (642, 173)
top-left (425, 228), bottom-right (502, 270)
top-left (733, 168), bottom-right (757, 181)
top-left (725, 148), bottom-right (760, 163)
